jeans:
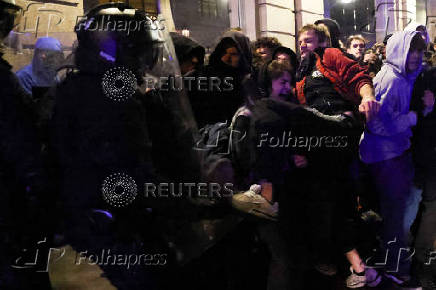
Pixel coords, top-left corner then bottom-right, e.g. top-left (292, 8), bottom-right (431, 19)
top-left (368, 152), bottom-right (422, 276)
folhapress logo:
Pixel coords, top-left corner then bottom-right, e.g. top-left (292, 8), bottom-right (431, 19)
top-left (102, 66), bottom-right (137, 102)
top-left (102, 172), bottom-right (138, 207)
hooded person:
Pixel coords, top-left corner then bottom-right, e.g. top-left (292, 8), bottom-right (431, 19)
top-left (170, 32), bottom-right (205, 75)
top-left (360, 31), bottom-right (430, 289)
top-left (404, 22), bottom-right (430, 44)
top-left (404, 22), bottom-right (433, 69)
top-left (208, 30), bottom-right (252, 78)
top-left (271, 46), bottom-right (298, 72)
top-left (314, 18), bottom-right (342, 49)
top-left (16, 37), bottom-right (64, 96)
top-left (188, 31), bottom-right (253, 128)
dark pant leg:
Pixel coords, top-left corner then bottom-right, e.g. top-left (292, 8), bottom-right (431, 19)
top-left (414, 169), bottom-right (436, 273)
top-left (369, 153), bottom-right (422, 276)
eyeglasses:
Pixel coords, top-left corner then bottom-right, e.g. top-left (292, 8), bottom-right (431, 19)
top-left (352, 43), bottom-right (365, 49)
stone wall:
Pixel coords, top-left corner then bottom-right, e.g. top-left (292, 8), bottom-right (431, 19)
top-left (229, 0), bottom-right (325, 51)
top-left (258, 0), bottom-right (296, 49)
top-left (427, 0), bottom-right (436, 43)
top-left (170, 0), bottom-right (230, 52)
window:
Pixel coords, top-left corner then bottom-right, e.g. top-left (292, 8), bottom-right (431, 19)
top-left (98, 0), bottom-right (158, 15)
top-left (142, 0), bottom-right (158, 14)
top-left (198, 0), bottom-right (218, 18)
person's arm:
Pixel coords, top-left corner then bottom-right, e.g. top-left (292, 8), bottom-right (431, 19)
top-left (323, 49), bottom-right (380, 121)
top-left (359, 84), bottom-right (380, 122)
top-left (367, 80), bottom-right (417, 136)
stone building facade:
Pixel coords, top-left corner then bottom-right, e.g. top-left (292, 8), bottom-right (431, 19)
top-left (3, 0), bottom-right (433, 71)
top-left (169, 0), bottom-right (231, 53)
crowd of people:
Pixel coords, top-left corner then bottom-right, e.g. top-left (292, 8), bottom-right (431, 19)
top-left (1, 1), bottom-right (436, 289)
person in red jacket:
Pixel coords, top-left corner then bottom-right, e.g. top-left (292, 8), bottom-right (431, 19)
top-left (296, 24), bottom-right (377, 116)
top-left (293, 23), bottom-right (381, 288)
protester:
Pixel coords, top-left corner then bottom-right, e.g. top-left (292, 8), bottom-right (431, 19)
top-left (314, 18), bottom-right (342, 49)
top-left (170, 32), bottom-right (205, 75)
top-left (16, 37), bottom-right (64, 96)
top-left (253, 37), bottom-right (281, 62)
top-left (295, 23), bottom-right (381, 288)
top-left (363, 43), bottom-right (385, 77)
top-left (360, 31), bottom-right (430, 290)
top-left (230, 61), bottom-right (296, 290)
top-left (252, 37), bottom-right (282, 72)
top-left (405, 22), bottom-right (430, 44)
top-left (188, 31), bottom-right (252, 128)
top-left (346, 35), bottom-right (366, 61)
top-left (412, 66), bottom-right (436, 289)
top-left (271, 46), bottom-right (298, 72)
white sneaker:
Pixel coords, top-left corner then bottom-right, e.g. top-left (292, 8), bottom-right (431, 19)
top-left (232, 184), bottom-right (278, 221)
top-left (346, 267), bottom-right (366, 288)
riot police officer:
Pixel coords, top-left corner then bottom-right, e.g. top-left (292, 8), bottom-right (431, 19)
top-left (0, 0), bottom-right (49, 288)
top-left (51, 2), bottom-right (204, 289)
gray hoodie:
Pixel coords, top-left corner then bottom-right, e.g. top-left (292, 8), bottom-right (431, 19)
top-left (360, 31), bottom-right (422, 164)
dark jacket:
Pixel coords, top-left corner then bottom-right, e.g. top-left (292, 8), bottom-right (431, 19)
top-left (170, 32), bottom-right (205, 68)
top-left (0, 53), bottom-right (45, 236)
top-left (208, 31), bottom-right (252, 77)
top-left (296, 48), bottom-right (372, 108)
top-left (412, 67), bottom-right (436, 172)
top-left (189, 31), bottom-right (253, 128)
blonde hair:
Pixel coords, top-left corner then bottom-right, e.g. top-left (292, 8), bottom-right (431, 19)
top-left (298, 24), bottom-right (331, 47)
top-left (346, 35), bottom-right (367, 49)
